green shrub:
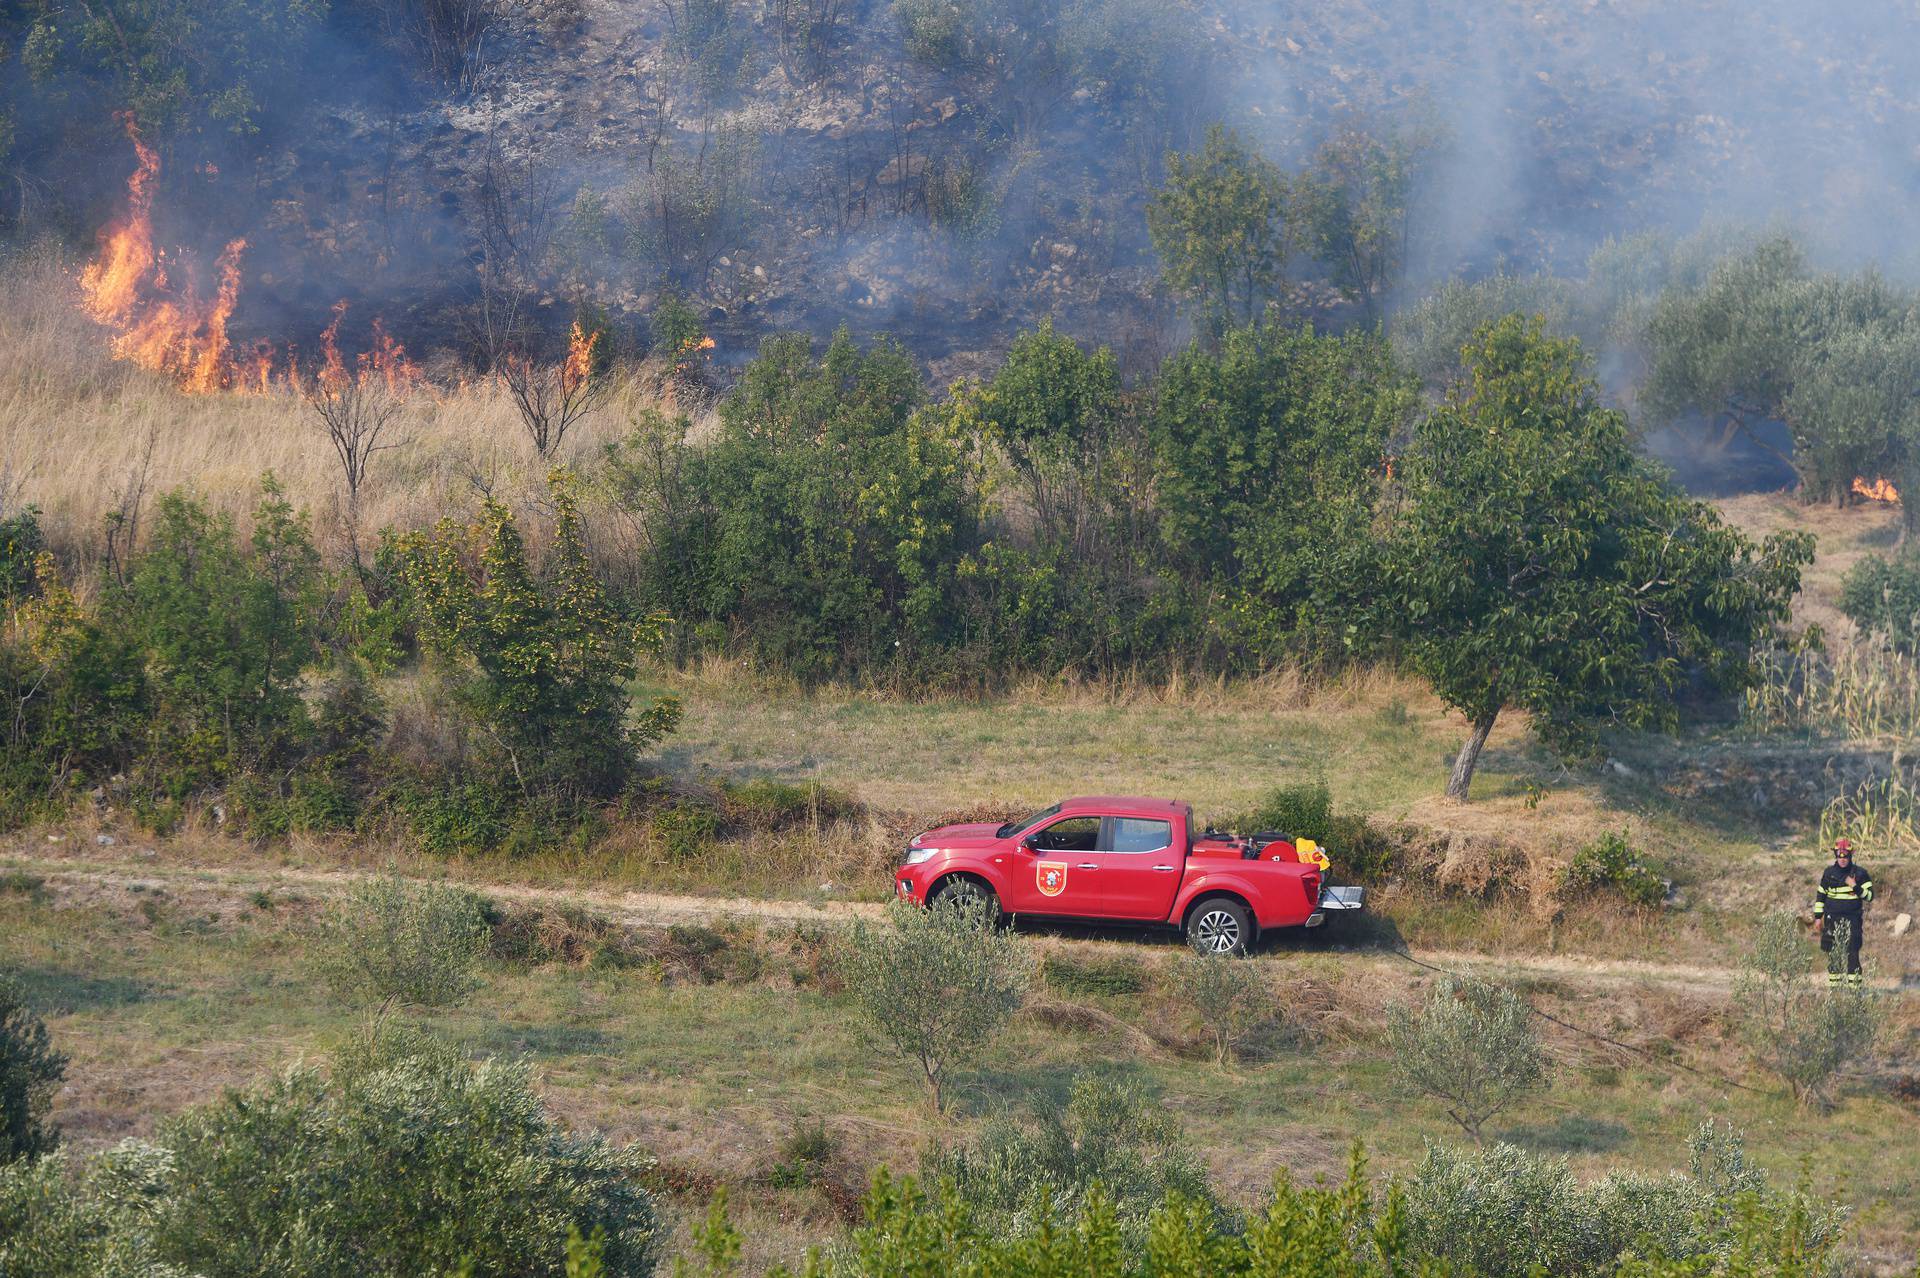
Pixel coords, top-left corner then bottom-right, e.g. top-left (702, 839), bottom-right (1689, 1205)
top-left (653, 801), bottom-right (721, 861)
top-left (1839, 547), bottom-right (1920, 653)
top-left (1563, 831), bottom-right (1666, 908)
top-left (319, 873), bottom-right (490, 1014)
top-left (393, 470), bottom-right (680, 804)
top-left (1170, 941), bottom-right (1273, 1067)
top-left (718, 777), bottom-right (860, 831)
top-left (927, 1073), bottom-right (1220, 1249)
top-left (769, 1118), bottom-right (838, 1188)
top-left (1327, 812), bottom-right (1399, 882)
top-left (1736, 911), bottom-right (1881, 1106)
top-left (124, 479), bottom-right (325, 795)
top-left (1387, 977), bottom-right (1547, 1144)
top-left (892, 0), bottom-right (967, 67)
top-left (1401, 1125), bottom-right (1845, 1277)
top-left (730, 1129), bottom-right (1846, 1276)
top-left (0, 505), bottom-right (42, 602)
top-left (843, 899), bottom-right (1029, 1113)
top-left (145, 1049), bottom-right (660, 1278)
top-left (1236, 781), bottom-right (1334, 842)
top-left (0, 975), bottom-right (65, 1163)
top-left (0, 554), bottom-right (147, 828)
top-left (1040, 951), bottom-right (1147, 998)
top-left (664, 0), bottom-right (749, 94)
top-left (397, 780), bottom-right (517, 854)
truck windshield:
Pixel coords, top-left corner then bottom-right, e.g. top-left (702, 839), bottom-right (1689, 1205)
top-left (997, 803), bottom-right (1061, 839)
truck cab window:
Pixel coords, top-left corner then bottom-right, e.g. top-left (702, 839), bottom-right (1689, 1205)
top-left (1105, 818), bottom-right (1171, 853)
top-left (1031, 816), bottom-right (1100, 852)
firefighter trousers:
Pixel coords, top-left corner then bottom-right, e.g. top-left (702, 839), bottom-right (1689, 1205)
top-left (1821, 914), bottom-right (1864, 987)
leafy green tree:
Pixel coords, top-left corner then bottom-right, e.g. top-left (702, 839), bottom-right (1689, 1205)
top-left (1388, 316), bottom-right (1812, 801)
top-left (124, 478), bottom-right (325, 793)
top-left (615, 330), bottom-right (982, 682)
top-left (1154, 322), bottom-right (1410, 661)
top-left (843, 898), bottom-right (1029, 1114)
top-left (1147, 125), bottom-right (1295, 335)
top-left (396, 469), bottom-right (680, 800)
top-left (1784, 315), bottom-right (1920, 526)
top-left (971, 319), bottom-right (1126, 557)
top-left (1297, 117), bottom-right (1437, 319)
top-left (1387, 977), bottom-right (1545, 1145)
top-left (1393, 272), bottom-right (1582, 390)
top-left (1641, 236), bottom-right (1920, 506)
top-left (1642, 234), bottom-right (1810, 479)
top-left (0, 975), bottom-right (65, 1164)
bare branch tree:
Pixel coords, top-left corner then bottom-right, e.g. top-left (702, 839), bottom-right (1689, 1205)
top-left (301, 305), bottom-right (415, 569)
top-left (471, 116), bottom-right (560, 371)
top-left (500, 322), bottom-right (608, 458)
top-left (102, 427), bottom-right (156, 591)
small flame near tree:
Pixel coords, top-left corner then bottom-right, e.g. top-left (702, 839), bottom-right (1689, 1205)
top-left (1852, 476), bottom-right (1901, 504)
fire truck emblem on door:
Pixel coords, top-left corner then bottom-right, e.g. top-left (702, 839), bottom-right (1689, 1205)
top-left (1036, 861), bottom-right (1068, 897)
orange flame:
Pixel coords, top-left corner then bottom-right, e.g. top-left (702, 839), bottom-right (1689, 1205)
top-left (562, 323), bottom-right (600, 390)
top-left (80, 117), bottom-right (421, 398)
top-left (80, 118), bottom-right (254, 393)
top-left (300, 300), bottom-right (422, 398)
top-left (1853, 476), bottom-right (1901, 504)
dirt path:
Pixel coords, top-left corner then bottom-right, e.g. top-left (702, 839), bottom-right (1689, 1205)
top-left (5, 844), bottom-right (1858, 997)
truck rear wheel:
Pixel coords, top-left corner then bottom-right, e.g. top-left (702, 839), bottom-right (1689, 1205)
top-left (1186, 897), bottom-right (1252, 956)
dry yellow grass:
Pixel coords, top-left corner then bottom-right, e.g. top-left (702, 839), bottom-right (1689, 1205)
top-left (0, 246), bottom-right (701, 568)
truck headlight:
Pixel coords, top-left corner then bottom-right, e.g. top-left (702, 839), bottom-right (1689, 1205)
top-left (902, 846), bottom-right (937, 866)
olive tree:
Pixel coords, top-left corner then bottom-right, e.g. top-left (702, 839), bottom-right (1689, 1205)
top-left (843, 898), bottom-right (1029, 1114)
top-left (1387, 315), bottom-right (1812, 801)
top-left (1387, 976), bottom-right (1545, 1144)
top-left (1170, 941), bottom-right (1271, 1068)
top-left (1736, 911), bottom-right (1880, 1107)
top-left (319, 873), bottom-right (490, 1018)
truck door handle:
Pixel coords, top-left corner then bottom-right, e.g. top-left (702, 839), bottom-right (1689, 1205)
top-left (1151, 865), bottom-right (1176, 872)
top-left (1076, 863), bottom-right (1098, 870)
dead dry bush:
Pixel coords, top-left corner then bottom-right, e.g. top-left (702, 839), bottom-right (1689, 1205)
top-left (1388, 824), bottom-right (1570, 915)
top-left (487, 900), bottom-right (636, 967)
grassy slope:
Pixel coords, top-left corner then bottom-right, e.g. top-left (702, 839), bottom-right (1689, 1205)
top-left (5, 876), bottom-right (1916, 1271)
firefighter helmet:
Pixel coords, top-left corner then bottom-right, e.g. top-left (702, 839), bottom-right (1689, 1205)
top-left (1833, 837), bottom-right (1855, 855)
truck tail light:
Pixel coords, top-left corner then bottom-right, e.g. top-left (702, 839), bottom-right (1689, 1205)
top-left (1303, 870), bottom-right (1321, 903)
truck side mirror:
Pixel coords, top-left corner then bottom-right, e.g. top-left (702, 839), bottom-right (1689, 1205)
top-left (1020, 836), bottom-right (1040, 853)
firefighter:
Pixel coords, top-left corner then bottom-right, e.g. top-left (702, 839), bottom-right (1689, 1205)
top-left (1814, 837), bottom-right (1874, 988)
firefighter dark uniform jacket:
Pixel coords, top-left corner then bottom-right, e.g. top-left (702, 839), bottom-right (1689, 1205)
top-left (1814, 862), bottom-right (1874, 918)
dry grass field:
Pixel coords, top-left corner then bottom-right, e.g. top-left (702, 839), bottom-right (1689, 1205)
top-left (0, 246), bottom-right (710, 576)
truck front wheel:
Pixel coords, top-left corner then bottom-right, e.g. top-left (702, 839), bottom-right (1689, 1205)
top-left (930, 875), bottom-right (1002, 923)
top-left (1186, 897), bottom-right (1252, 956)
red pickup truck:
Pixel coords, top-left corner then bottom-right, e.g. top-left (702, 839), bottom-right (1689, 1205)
top-left (894, 795), bottom-right (1363, 954)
